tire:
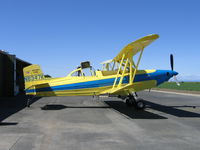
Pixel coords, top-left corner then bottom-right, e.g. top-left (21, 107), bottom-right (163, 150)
top-left (136, 100), bottom-right (145, 110)
top-left (125, 98), bottom-right (134, 107)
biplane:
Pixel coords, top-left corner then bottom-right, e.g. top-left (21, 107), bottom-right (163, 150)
top-left (23, 34), bottom-right (178, 109)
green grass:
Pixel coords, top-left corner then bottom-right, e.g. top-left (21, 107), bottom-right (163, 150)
top-left (157, 82), bottom-right (200, 91)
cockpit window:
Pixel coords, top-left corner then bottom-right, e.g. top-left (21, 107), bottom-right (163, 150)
top-left (71, 70), bottom-right (81, 76)
top-left (69, 66), bottom-right (96, 77)
top-left (82, 67), bottom-right (96, 76)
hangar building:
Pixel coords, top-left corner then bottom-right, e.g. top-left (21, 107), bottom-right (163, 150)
top-left (0, 50), bottom-right (31, 97)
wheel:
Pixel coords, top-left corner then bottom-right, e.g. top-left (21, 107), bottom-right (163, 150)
top-left (135, 99), bottom-right (145, 110)
top-left (125, 98), bottom-right (134, 107)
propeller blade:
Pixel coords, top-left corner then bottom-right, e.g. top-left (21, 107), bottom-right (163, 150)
top-left (170, 54), bottom-right (174, 71)
top-left (173, 76), bottom-right (180, 86)
top-left (170, 54), bottom-right (179, 86)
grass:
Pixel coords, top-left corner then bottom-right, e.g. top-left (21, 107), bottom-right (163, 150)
top-left (157, 82), bottom-right (200, 91)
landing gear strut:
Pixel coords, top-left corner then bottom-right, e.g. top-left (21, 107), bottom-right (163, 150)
top-left (27, 95), bottom-right (35, 107)
top-left (125, 93), bottom-right (145, 110)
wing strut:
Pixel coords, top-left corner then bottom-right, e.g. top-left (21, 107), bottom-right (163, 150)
top-left (110, 46), bottom-right (144, 94)
top-left (112, 54), bottom-right (125, 88)
top-left (131, 46), bottom-right (144, 83)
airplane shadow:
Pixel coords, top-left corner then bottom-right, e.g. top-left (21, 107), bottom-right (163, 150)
top-left (143, 100), bottom-right (200, 118)
top-left (0, 96), bottom-right (41, 123)
top-left (41, 104), bottom-right (110, 110)
top-left (40, 104), bottom-right (167, 119)
top-left (0, 122), bottom-right (18, 126)
top-left (104, 100), bottom-right (200, 119)
top-left (104, 101), bottom-right (167, 119)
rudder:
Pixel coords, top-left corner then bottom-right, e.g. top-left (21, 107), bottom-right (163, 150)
top-left (23, 64), bottom-right (45, 90)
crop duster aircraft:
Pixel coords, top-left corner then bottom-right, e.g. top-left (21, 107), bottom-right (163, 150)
top-left (23, 34), bottom-right (179, 109)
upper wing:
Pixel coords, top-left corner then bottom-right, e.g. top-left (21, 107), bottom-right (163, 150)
top-left (113, 34), bottom-right (159, 62)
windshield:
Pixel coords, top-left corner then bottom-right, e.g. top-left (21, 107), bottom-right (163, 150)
top-left (69, 67), bottom-right (96, 77)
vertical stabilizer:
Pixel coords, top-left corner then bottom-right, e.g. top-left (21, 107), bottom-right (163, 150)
top-left (23, 64), bottom-right (45, 90)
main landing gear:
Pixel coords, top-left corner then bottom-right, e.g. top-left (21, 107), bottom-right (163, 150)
top-left (124, 93), bottom-right (145, 110)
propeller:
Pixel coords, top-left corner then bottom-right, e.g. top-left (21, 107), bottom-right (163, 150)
top-left (170, 54), bottom-right (180, 86)
top-left (174, 76), bottom-right (180, 86)
top-left (170, 54), bottom-right (174, 71)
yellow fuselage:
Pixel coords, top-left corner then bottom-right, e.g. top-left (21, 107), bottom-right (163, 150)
top-left (25, 69), bottom-right (167, 96)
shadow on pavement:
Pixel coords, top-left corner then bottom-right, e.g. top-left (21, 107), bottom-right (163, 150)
top-left (144, 100), bottom-right (200, 118)
top-left (41, 104), bottom-right (67, 110)
top-left (104, 101), bottom-right (167, 119)
top-left (104, 99), bottom-right (200, 119)
top-left (41, 104), bottom-right (110, 110)
top-left (0, 96), bottom-right (41, 123)
top-left (0, 122), bottom-right (18, 126)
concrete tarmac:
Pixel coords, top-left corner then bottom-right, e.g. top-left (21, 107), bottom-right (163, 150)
top-left (0, 91), bottom-right (200, 150)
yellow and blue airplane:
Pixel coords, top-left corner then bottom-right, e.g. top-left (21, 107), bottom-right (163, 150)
top-left (23, 34), bottom-right (179, 109)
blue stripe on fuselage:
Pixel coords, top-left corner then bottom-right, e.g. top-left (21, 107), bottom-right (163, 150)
top-left (26, 76), bottom-right (129, 93)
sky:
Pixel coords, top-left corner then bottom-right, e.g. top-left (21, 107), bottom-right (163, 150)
top-left (0, 0), bottom-right (200, 81)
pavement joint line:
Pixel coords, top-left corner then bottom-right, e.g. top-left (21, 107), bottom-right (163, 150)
top-left (9, 136), bottom-right (23, 150)
top-left (148, 90), bottom-right (200, 97)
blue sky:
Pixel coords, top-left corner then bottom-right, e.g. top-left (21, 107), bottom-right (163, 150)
top-left (0, 0), bottom-right (200, 81)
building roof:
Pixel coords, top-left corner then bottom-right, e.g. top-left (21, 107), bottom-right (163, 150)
top-left (0, 50), bottom-right (31, 65)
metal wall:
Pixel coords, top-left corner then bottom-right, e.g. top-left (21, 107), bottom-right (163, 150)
top-left (0, 51), bottom-right (31, 97)
top-left (0, 53), bottom-right (3, 96)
